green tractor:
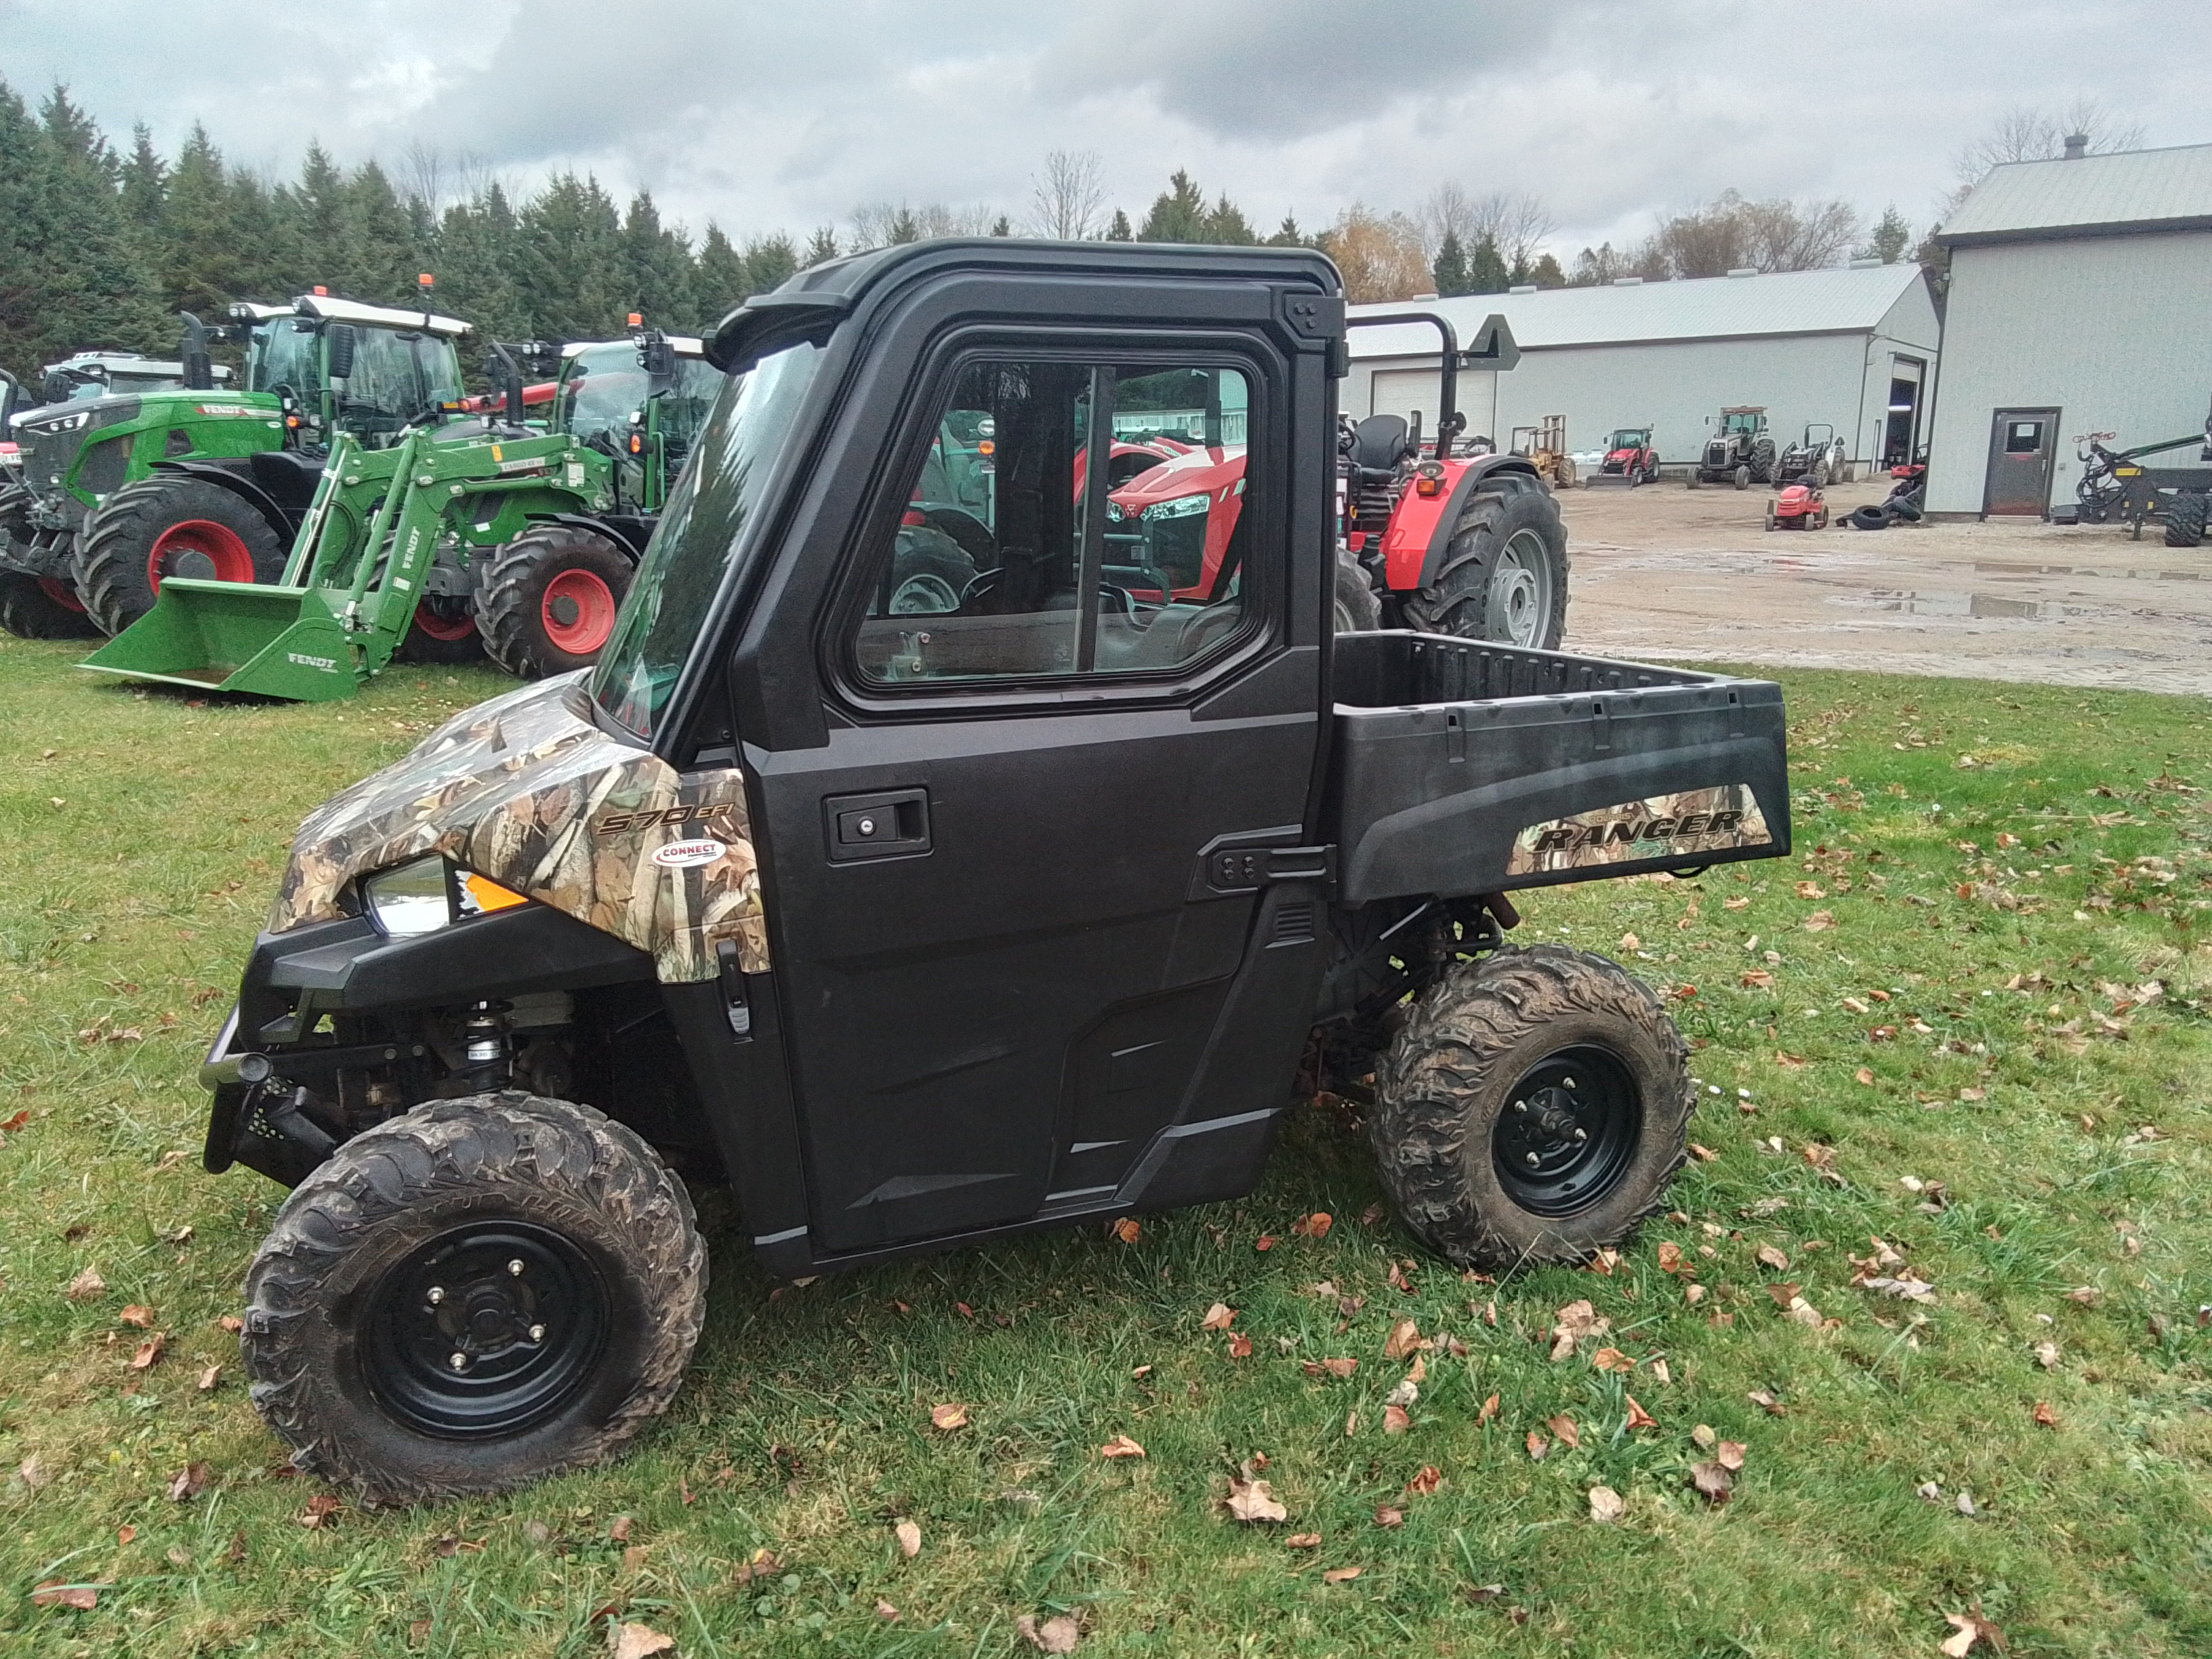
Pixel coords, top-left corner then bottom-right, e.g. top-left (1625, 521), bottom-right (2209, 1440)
top-left (63, 294), bottom-right (478, 640)
top-left (0, 348), bottom-right (237, 638)
top-left (80, 329), bottom-right (718, 697)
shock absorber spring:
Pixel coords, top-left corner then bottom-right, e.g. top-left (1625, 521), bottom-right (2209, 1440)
top-left (459, 1001), bottom-right (511, 1090)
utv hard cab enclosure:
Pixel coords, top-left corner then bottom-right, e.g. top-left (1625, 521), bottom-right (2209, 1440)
top-left (201, 241), bottom-right (1790, 1502)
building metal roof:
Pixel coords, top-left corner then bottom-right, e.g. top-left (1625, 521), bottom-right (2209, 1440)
top-left (1348, 261), bottom-right (1931, 359)
top-left (1938, 142), bottom-right (2212, 246)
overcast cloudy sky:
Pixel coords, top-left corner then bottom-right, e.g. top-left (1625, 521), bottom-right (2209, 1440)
top-left (3, 0), bottom-right (2205, 253)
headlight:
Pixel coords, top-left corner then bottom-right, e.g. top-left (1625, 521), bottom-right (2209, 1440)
top-left (1143, 493), bottom-right (1210, 521)
top-left (363, 856), bottom-right (528, 936)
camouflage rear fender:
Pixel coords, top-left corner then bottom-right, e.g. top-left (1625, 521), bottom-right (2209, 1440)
top-left (268, 674), bottom-right (766, 982)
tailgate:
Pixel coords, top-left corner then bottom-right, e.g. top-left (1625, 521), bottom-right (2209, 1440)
top-left (1326, 632), bottom-right (1789, 904)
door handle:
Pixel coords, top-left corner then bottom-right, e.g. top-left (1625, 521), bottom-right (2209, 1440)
top-left (824, 787), bottom-right (931, 863)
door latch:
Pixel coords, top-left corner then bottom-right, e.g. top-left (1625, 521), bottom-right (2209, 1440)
top-left (823, 787), bottom-right (931, 863)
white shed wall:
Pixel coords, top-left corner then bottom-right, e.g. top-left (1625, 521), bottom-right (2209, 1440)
top-left (1925, 230), bottom-right (2212, 515)
top-left (1353, 332), bottom-right (1886, 469)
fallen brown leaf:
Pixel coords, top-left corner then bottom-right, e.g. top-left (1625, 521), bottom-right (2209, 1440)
top-left (1756, 1244), bottom-right (1790, 1273)
top-left (610, 1622), bottom-right (676, 1659)
top-left (1525, 1429), bottom-right (1549, 1460)
top-left (1624, 1394), bottom-right (1658, 1431)
top-left (1940, 1612), bottom-right (2006, 1657)
top-left (1748, 1388), bottom-right (1785, 1415)
top-left (1588, 1485), bottom-right (1625, 1523)
top-left (1286, 1532), bottom-right (1321, 1549)
top-left (116, 1525), bottom-right (135, 1545)
top-left (1656, 1241), bottom-right (1687, 1274)
top-left (1292, 1212), bottom-right (1332, 1240)
top-left (1477, 1393), bottom-right (1499, 1426)
top-left (1322, 1566), bottom-right (1362, 1584)
top-left (1099, 1435), bottom-right (1145, 1460)
top-left (1382, 1404), bottom-right (1411, 1434)
top-left (1688, 1460), bottom-right (1734, 1503)
top-left (1591, 1347), bottom-right (1635, 1374)
top-left (168, 1462), bottom-right (210, 1502)
top-left (1110, 1217), bottom-right (1139, 1244)
top-left (875, 1597), bottom-right (901, 1621)
top-left (130, 1334), bottom-right (165, 1370)
top-left (2033, 1340), bottom-right (2059, 1370)
top-left (2032, 1401), bottom-right (2058, 1429)
top-left (64, 1267), bottom-right (105, 1302)
top-left (1717, 1440), bottom-right (1746, 1471)
top-left (930, 1402), bottom-right (969, 1431)
top-left (1201, 1301), bottom-right (1236, 1331)
top-left (1404, 1464), bottom-right (1441, 1496)
top-left (608, 1515), bottom-right (634, 1542)
top-left (197, 1364), bottom-right (220, 1392)
top-left (217, 1314), bottom-right (243, 1334)
top-left (298, 1493), bottom-right (342, 1529)
top-left (1382, 1317), bottom-right (1422, 1361)
top-left (1016, 1612), bottom-right (1082, 1652)
top-left (1546, 1414), bottom-right (1579, 1450)
top-left (1548, 1299), bottom-right (1607, 1361)
top-left (1227, 1332), bottom-right (1252, 1359)
top-left (30, 1582), bottom-right (97, 1610)
top-left (119, 1305), bottom-right (154, 1329)
top-left (1303, 1357), bottom-right (1357, 1380)
top-left (1225, 1476), bottom-right (1287, 1522)
top-left (895, 1518), bottom-right (922, 1557)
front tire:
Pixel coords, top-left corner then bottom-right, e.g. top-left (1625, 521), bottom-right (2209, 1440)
top-left (1333, 544), bottom-right (1381, 634)
top-left (242, 1093), bottom-right (706, 1505)
top-left (0, 572), bottom-right (99, 639)
top-left (394, 598), bottom-right (486, 664)
top-left (1399, 483), bottom-right (1568, 649)
top-left (2163, 492), bottom-right (2207, 548)
top-left (1370, 945), bottom-right (1690, 1269)
top-left (476, 525), bottom-right (634, 678)
top-left (76, 476), bottom-right (288, 637)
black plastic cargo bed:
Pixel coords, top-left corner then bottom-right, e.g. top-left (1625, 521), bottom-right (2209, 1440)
top-left (1325, 631), bottom-right (1789, 904)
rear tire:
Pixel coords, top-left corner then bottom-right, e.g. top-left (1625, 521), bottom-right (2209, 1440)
top-left (884, 526), bottom-right (977, 614)
top-left (1399, 483), bottom-right (1568, 649)
top-left (1849, 503), bottom-right (1890, 531)
top-left (1733, 464), bottom-right (1750, 491)
top-left (476, 525), bottom-right (634, 678)
top-left (2162, 492), bottom-right (2207, 548)
top-left (0, 572), bottom-right (99, 639)
top-left (241, 1092), bottom-right (706, 1505)
top-left (1333, 544), bottom-right (1381, 634)
top-left (76, 475), bottom-right (288, 638)
top-left (394, 598), bottom-right (486, 664)
top-left (1370, 945), bottom-right (1691, 1269)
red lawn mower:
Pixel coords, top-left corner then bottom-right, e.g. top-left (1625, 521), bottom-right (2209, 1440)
top-left (1763, 480), bottom-right (1828, 531)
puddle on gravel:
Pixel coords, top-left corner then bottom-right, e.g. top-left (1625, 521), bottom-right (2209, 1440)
top-left (1974, 560), bottom-right (2201, 581)
top-left (1860, 590), bottom-right (2051, 618)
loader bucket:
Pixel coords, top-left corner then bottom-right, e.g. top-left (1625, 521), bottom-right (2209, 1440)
top-left (77, 579), bottom-right (362, 702)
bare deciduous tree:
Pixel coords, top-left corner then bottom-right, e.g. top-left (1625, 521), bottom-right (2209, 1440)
top-left (1416, 185), bottom-right (1554, 272)
top-left (1944, 99), bottom-right (2148, 216)
top-left (400, 141), bottom-right (497, 216)
top-left (848, 201), bottom-right (1000, 251)
top-left (1028, 148), bottom-right (1107, 241)
top-left (1643, 190), bottom-right (1860, 278)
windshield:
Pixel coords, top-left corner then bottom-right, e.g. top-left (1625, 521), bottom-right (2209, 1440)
top-left (557, 344), bottom-right (651, 449)
top-left (1723, 411), bottom-right (1761, 434)
top-left (591, 342), bottom-right (822, 739)
top-left (1609, 430), bottom-right (1647, 449)
top-left (248, 319), bottom-right (321, 398)
top-left (337, 328), bottom-right (464, 437)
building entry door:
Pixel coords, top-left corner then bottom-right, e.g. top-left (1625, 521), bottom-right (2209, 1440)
top-left (1983, 408), bottom-right (2060, 516)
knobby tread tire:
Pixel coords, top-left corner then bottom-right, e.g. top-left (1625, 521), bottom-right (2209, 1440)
top-left (1369, 945), bottom-right (1691, 1271)
top-left (76, 474), bottom-right (286, 637)
top-left (2163, 491), bottom-right (2207, 549)
top-left (1333, 544), bottom-right (1381, 632)
top-left (242, 1092), bottom-right (706, 1506)
top-left (0, 573), bottom-right (98, 639)
top-left (474, 523), bottom-right (633, 679)
top-left (1397, 483), bottom-right (1568, 649)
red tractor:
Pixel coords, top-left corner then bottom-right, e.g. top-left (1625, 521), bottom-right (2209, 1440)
top-left (1763, 480), bottom-right (1828, 531)
top-left (1590, 425), bottom-right (1660, 487)
top-left (1103, 312), bottom-right (1566, 647)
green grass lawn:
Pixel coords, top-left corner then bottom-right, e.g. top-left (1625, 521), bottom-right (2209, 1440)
top-left (0, 636), bottom-right (2207, 1658)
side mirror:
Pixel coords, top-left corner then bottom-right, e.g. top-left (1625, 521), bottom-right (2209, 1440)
top-left (640, 335), bottom-right (677, 384)
top-left (41, 370), bottom-right (74, 403)
top-left (178, 312), bottom-right (214, 392)
top-left (326, 324), bottom-right (357, 380)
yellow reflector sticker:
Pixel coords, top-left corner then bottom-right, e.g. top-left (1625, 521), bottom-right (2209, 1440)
top-left (461, 872), bottom-right (529, 913)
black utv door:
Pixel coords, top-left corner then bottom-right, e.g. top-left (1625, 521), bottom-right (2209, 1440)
top-left (737, 263), bottom-right (1338, 1256)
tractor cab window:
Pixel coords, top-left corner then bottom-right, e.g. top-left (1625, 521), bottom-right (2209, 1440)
top-left (851, 359), bottom-right (1252, 687)
top-left (592, 340), bottom-right (822, 740)
top-left (1722, 411), bottom-right (1762, 434)
top-left (335, 328), bottom-right (464, 440)
top-left (557, 346), bottom-right (652, 453)
top-left (248, 319), bottom-right (321, 400)
top-left (660, 359), bottom-right (723, 469)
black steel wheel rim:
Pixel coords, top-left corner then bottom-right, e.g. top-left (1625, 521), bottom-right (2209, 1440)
top-left (363, 1221), bottom-right (610, 1439)
top-left (1490, 1044), bottom-right (1643, 1216)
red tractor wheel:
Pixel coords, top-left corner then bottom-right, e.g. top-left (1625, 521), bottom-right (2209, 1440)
top-left (475, 524), bottom-right (634, 679)
top-left (75, 475), bottom-right (287, 636)
top-left (0, 572), bottom-right (100, 640)
top-left (394, 598), bottom-right (485, 665)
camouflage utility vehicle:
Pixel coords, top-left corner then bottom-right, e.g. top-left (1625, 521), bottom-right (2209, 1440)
top-left (201, 241), bottom-right (1790, 1502)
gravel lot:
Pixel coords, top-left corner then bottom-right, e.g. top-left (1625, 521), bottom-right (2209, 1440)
top-left (1560, 474), bottom-right (2212, 695)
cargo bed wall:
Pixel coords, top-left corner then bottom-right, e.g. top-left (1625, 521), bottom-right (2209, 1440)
top-left (1326, 632), bottom-right (1789, 903)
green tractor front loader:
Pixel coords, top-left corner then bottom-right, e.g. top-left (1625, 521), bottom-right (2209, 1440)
top-left (79, 329), bottom-right (716, 699)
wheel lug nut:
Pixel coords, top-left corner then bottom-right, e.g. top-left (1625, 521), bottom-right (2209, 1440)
top-left (1573, 1127), bottom-right (1589, 1142)
top-left (508, 1259), bottom-right (525, 1276)
top-left (1563, 1077), bottom-right (1576, 1088)
top-left (449, 1352), bottom-right (469, 1371)
top-left (1513, 1101), bottom-right (1527, 1114)
top-left (426, 1286), bottom-right (444, 1305)
top-left (1525, 1151), bottom-right (1540, 1166)
top-left (528, 1324), bottom-right (545, 1343)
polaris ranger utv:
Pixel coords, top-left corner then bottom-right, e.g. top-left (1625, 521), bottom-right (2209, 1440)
top-left (201, 241), bottom-right (1789, 1502)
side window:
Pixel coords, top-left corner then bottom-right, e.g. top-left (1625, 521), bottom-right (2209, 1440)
top-left (852, 358), bottom-right (1253, 687)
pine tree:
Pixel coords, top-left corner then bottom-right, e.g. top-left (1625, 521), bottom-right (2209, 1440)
top-left (621, 191), bottom-right (696, 331)
top-left (1104, 208), bottom-right (1132, 242)
top-left (744, 233), bottom-right (800, 295)
top-left (1467, 232), bottom-right (1510, 294)
top-left (1202, 193), bottom-right (1257, 245)
top-left (516, 173), bottom-right (628, 340)
top-left (1138, 170), bottom-right (1208, 241)
top-left (1528, 251), bottom-right (1566, 288)
top-left (9, 83), bottom-right (167, 365)
top-left (695, 224), bottom-right (752, 322)
top-left (1265, 214), bottom-right (1308, 248)
top-left (341, 160), bottom-right (425, 304)
top-left (804, 227), bottom-right (840, 266)
top-left (1432, 230), bottom-right (1470, 297)
top-left (291, 142), bottom-right (351, 293)
top-left (431, 184), bottom-right (529, 347)
top-left (990, 215), bottom-right (1011, 237)
top-left (159, 125), bottom-right (242, 317)
top-left (119, 124), bottom-right (166, 232)
top-left (1857, 204), bottom-right (1913, 264)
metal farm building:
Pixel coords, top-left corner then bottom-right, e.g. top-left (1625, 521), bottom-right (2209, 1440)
top-left (1925, 140), bottom-right (2212, 518)
top-left (1345, 263), bottom-right (1941, 479)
